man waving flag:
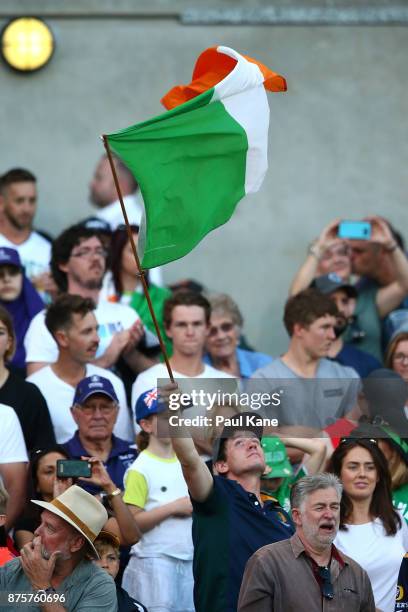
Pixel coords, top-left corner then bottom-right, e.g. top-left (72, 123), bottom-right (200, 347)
top-left (106, 46), bottom-right (286, 269)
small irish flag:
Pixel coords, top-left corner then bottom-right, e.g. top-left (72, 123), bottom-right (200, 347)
top-left (106, 46), bottom-right (286, 269)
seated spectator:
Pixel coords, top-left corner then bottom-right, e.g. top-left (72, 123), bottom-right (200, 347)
top-left (324, 367), bottom-right (408, 452)
top-left (101, 224), bottom-right (172, 354)
top-left (14, 445), bottom-right (70, 549)
top-left (260, 437), bottom-right (327, 513)
top-left (290, 216), bottom-right (408, 361)
top-left (204, 293), bottom-right (272, 378)
top-left (63, 375), bottom-right (137, 497)
top-left (385, 330), bottom-right (408, 418)
top-left (0, 247), bottom-right (44, 375)
top-left (329, 438), bottom-right (408, 612)
top-left (361, 368), bottom-right (408, 433)
top-left (238, 473), bottom-right (375, 612)
top-left (249, 289), bottom-right (360, 430)
top-left (0, 485), bottom-right (117, 610)
top-left (311, 274), bottom-right (382, 377)
top-left (123, 389), bottom-right (194, 612)
top-left (0, 306), bottom-right (55, 452)
top-left (377, 430), bottom-right (408, 524)
top-left (89, 154), bottom-right (142, 230)
top-left (27, 294), bottom-right (134, 443)
top-left (0, 483), bottom-right (15, 566)
top-left (14, 446), bottom-right (139, 550)
top-left (24, 223), bottom-right (151, 376)
top-left (0, 168), bottom-right (53, 294)
top-left (89, 153), bottom-right (163, 286)
top-left (383, 309), bottom-right (408, 349)
top-left (93, 530), bottom-right (147, 612)
top-left (0, 403), bottom-right (28, 530)
top-left (132, 291), bottom-right (235, 413)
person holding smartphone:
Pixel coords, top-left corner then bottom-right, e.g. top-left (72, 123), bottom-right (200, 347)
top-left (289, 216), bottom-right (408, 361)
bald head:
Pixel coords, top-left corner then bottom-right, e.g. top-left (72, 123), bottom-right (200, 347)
top-left (89, 154), bottom-right (137, 208)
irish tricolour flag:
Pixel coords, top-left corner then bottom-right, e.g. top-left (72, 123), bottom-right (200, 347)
top-left (106, 46), bottom-right (286, 269)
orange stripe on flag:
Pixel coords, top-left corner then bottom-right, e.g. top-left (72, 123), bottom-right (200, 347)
top-left (161, 46), bottom-right (287, 110)
top-left (242, 54), bottom-right (287, 93)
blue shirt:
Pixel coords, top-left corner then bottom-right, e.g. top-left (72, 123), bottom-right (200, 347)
top-left (204, 348), bottom-right (272, 379)
top-left (63, 432), bottom-right (137, 495)
top-left (0, 557), bottom-right (117, 611)
top-left (333, 344), bottom-right (381, 378)
top-left (191, 475), bottom-right (294, 612)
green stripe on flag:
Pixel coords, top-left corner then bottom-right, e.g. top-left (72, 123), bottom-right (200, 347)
top-left (107, 88), bottom-right (248, 269)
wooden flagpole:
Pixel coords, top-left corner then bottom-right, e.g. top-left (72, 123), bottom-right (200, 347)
top-left (102, 135), bottom-right (175, 383)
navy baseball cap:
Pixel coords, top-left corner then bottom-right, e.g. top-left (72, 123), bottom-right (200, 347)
top-left (135, 388), bottom-right (167, 423)
top-left (78, 217), bottom-right (112, 234)
top-left (73, 375), bottom-right (118, 405)
top-left (311, 273), bottom-right (357, 298)
top-left (0, 247), bottom-right (22, 269)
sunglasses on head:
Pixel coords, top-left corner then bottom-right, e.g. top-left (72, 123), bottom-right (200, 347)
top-left (318, 566), bottom-right (334, 600)
top-left (339, 437), bottom-right (377, 445)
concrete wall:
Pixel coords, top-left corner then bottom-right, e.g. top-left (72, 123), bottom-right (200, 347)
top-left (1, 2), bottom-right (407, 354)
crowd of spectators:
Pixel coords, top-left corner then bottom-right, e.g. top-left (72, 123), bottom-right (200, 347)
top-left (0, 159), bottom-right (408, 611)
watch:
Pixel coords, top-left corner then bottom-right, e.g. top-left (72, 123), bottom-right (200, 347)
top-left (106, 487), bottom-right (122, 499)
top-left (36, 586), bottom-right (56, 595)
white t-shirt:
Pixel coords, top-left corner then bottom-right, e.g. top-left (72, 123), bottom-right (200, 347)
top-left (27, 364), bottom-right (134, 443)
top-left (0, 403), bottom-right (28, 463)
top-left (94, 193), bottom-right (143, 230)
top-left (131, 362), bottom-right (236, 423)
top-left (24, 299), bottom-right (139, 365)
top-left (335, 517), bottom-right (408, 612)
top-left (0, 231), bottom-right (51, 280)
top-left (123, 450), bottom-right (193, 560)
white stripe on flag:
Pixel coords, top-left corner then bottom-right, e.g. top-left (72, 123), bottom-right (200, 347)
top-left (211, 46), bottom-right (270, 194)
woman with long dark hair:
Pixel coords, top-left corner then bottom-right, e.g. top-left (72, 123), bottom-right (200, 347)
top-left (0, 306), bottom-right (55, 452)
top-left (14, 445), bottom-right (70, 549)
top-left (328, 438), bottom-right (408, 612)
top-left (102, 225), bottom-right (172, 354)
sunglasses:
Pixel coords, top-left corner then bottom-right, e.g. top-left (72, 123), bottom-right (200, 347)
top-left (318, 566), bottom-right (334, 600)
top-left (347, 316), bottom-right (366, 342)
top-left (339, 437), bottom-right (377, 445)
top-left (208, 322), bottom-right (235, 337)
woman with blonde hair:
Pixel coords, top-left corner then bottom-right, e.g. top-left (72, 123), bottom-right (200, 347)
top-left (205, 293), bottom-right (272, 378)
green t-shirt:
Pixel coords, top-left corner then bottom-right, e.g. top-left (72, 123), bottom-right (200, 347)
top-left (393, 483), bottom-right (408, 523)
top-left (262, 468), bottom-right (306, 515)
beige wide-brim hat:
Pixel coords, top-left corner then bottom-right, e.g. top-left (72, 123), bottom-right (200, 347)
top-left (32, 485), bottom-right (108, 559)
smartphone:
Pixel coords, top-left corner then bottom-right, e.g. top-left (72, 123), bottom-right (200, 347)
top-left (338, 221), bottom-right (371, 240)
top-left (56, 459), bottom-right (92, 479)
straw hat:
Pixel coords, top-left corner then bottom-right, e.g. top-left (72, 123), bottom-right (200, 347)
top-left (32, 485), bottom-right (108, 558)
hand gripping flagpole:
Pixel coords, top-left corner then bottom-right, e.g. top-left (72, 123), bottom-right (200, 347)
top-left (102, 135), bottom-right (175, 383)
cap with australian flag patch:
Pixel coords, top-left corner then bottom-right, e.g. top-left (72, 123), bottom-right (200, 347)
top-left (135, 388), bottom-right (167, 423)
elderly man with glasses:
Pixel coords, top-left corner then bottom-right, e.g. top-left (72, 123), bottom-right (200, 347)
top-left (63, 375), bottom-right (137, 499)
top-left (238, 473), bottom-right (375, 612)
